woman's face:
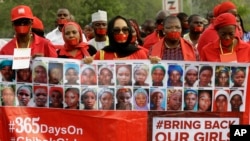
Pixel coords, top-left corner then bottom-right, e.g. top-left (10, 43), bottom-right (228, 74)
top-left (66, 69), bottom-right (78, 84)
top-left (117, 92), bottom-right (131, 104)
top-left (134, 69), bottom-right (147, 84)
top-left (17, 87), bottom-right (31, 106)
top-left (50, 91), bottom-right (63, 107)
top-left (168, 92), bottom-right (182, 110)
top-left (170, 70), bottom-right (181, 84)
top-left (100, 92), bottom-right (113, 110)
top-left (230, 94), bottom-right (242, 110)
top-left (215, 95), bottom-right (227, 112)
top-left (81, 68), bottom-right (96, 85)
top-left (65, 91), bottom-right (79, 108)
top-left (218, 72), bottom-right (229, 86)
top-left (233, 70), bottom-right (245, 86)
top-left (198, 92), bottom-right (211, 111)
top-left (99, 68), bottom-right (112, 85)
top-left (113, 19), bottom-right (129, 43)
top-left (151, 92), bottom-right (163, 107)
top-left (199, 70), bottom-right (212, 86)
top-left (185, 93), bottom-right (197, 110)
top-left (116, 66), bottom-right (131, 85)
top-left (152, 68), bottom-right (165, 83)
top-left (82, 92), bottom-right (96, 109)
top-left (135, 93), bottom-right (147, 107)
top-left (2, 88), bottom-right (15, 106)
top-left (64, 24), bottom-right (80, 43)
top-left (49, 68), bottom-right (63, 84)
top-left (185, 69), bottom-right (198, 86)
top-left (18, 68), bottom-right (31, 82)
top-left (34, 66), bottom-right (47, 83)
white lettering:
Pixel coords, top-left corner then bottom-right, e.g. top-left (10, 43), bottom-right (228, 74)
top-left (40, 124), bottom-right (47, 133)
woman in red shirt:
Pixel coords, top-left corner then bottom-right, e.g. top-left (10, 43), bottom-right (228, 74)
top-left (57, 22), bottom-right (96, 62)
top-left (94, 15), bottom-right (148, 60)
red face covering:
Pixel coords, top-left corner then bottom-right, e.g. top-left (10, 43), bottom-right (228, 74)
top-left (194, 26), bottom-right (204, 32)
top-left (165, 31), bottom-right (181, 40)
top-left (65, 38), bottom-right (78, 46)
top-left (96, 28), bottom-right (107, 35)
top-left (221, 38), bottom-right (234, 47)
top-left (15, 26), bottom-right (30, 34)
top-left (114, 34), bottom-right (128, 42)
top-left (57, 19), bottom-right (68, 25)
top-left (156, 24), bottom-right (164, 31)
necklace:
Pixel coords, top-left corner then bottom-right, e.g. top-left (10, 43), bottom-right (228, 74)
top-left (15, 34), bottom-right (32, 48)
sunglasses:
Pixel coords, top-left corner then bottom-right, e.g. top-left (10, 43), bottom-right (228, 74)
top-left (113, 27), bottom-right (130, 34)
top-left (13, 19), bottom-right (31, 26)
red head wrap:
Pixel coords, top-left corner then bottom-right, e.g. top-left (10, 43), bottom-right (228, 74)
top-left (32, 16), bottom-right (44, 30)
top-left (217, 1), bottom-right (236, 16)
top-left (214, 13), bottom-right (236, 30)
top-left (213, 4), bottom-right (221, 17)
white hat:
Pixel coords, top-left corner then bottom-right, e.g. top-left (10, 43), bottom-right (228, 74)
top-left (214, 90), bottom-right (229, 100)
top-left (229, 90), bottom-right (243, 100)
top-left (92, 10), bottom-right (107, 22)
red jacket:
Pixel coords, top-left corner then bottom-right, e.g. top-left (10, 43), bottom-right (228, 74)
top-left (197, 23), bottom-right (241, 55)
top-left (149, 38), bottom-right (197, 61)
top-left (0, 34), bottom-right (57, 58)
top-left (143, 31), bottom-right (162, 50)
top-left (94, 47), bottom-right (148, 60)
top-left (200, 37), bottom-right (250, 124)
top-left (200, 37), bottom-right (250, 62)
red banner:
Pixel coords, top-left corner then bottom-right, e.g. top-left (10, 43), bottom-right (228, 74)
top-left (0, 107), bottom-right (148, 141)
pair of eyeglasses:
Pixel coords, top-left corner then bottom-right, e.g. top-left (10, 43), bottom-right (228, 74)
top-left (113, 27), bottom-right (129, 34)
top-left (13, 18), bottom-right (31, 26)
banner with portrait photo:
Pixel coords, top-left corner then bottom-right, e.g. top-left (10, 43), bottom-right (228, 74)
top-left (0, 56), bottom-right (249, 140)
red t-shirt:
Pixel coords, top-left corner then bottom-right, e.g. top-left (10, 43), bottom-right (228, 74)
top-left (94, 48), bottom-right (148, 60)
top-left (0, 34), bottom-right (57, 58)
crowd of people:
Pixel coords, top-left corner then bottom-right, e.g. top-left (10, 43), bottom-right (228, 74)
top-left (0, 1), bottom-right (249, 114)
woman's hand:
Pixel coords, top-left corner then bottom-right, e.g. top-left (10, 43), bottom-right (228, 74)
top-left (32, 53), bottom-right (44, 60)
top-left (83, 56), bottom-right (93, 64)
top-left (149, 56), bottom-right (161, 64)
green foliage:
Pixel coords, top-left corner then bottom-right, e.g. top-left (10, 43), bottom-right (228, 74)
top-left (0, 0), bottom-right (249, 38)
top-left (184, 0), bottom-right (250, 31)
top-left (0, 0), bottom-right (163, 37)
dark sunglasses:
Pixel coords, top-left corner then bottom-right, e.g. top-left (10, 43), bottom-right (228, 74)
top-left (13, 18), bottom-right (31, 26)
top-left (113, 27), bottom-right (130, 34)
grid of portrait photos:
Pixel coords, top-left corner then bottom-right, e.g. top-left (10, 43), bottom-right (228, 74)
top-left (0, 56), bottom-right (248, 113)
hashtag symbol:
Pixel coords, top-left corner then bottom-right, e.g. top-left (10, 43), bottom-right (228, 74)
top-left (156, 120), bottom-right (163, 129)
top-left (8, 121), bottom-right (15, 133)
top-left (10, 137), bottom-right (16, 141)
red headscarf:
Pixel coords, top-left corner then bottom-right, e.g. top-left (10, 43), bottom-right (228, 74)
top-left (214, 13), bottom-right (236, 30)
top-left (32, 16), bottom-right (44, 30)
top-left (213, 4), bottom-right (221, 17)
top-left (49, 87), bottom-right (63, 96)
top-left (217, 1), bottom-right (236, 16)
top-left (62, 22), bottom-right (90, 56)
